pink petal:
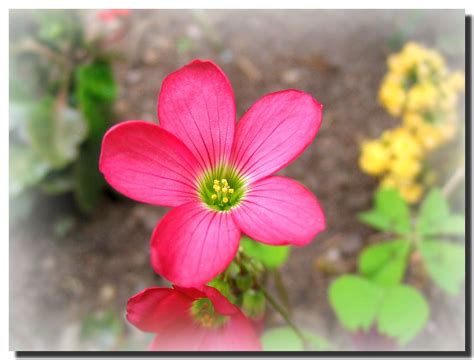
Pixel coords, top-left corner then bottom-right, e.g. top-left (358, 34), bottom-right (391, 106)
top-left (151, 202), bottom-right (241, 287)
top-left (148, 312), bottom-right (261, 351)
top-left (231, 90), bottom-right (322, 182)
top-left (158, 60), bottom-right (236, 171)
top-left (99, 121), bottom-right (200, 207)
top-left (197, 312), bottom-right (262, 351)
top-left (126, 287), bottom-right (191, 333)
top-left (232, 176), bottom-right (326, 246)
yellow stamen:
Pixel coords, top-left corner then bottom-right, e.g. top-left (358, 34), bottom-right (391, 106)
top-left (228, 188), bottom-right (234, 194)
top-left (223, 197), bottom-right (229, 203)
top-left (213, 179), bottom-right (219, 185)
top-left (222, 187), bottom-right (228, 194)
top-left (213, 185), bottom-right (221, 192)
top-left (211, 194), bottom-right (217, 200)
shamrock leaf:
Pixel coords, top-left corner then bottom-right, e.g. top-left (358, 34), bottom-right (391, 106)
top-left (419, 239), bottom-right (465, 295)
top-left (377, 285), bottom-right (429, 345)
top-left (329, 275), bottom-right (381, 331)
top-left (417, 188), bottom-right (465, 236)
top-left (358, 239), bottom-right (411, 286)
top-left (358, 188), bottom-right (411, 235)
top-left (329, 275), bottom-right (429, 345)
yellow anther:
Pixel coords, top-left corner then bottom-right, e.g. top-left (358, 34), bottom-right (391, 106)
top-left (222, 187), bottom-right (228, 194)
top-left (211, 194), bottom-right (218, 200)
top-left (223, 197), bottom-right (229, 204)
top-left (228, 188), bottom-right (234, 194)
top-left (213, 185), bottom-right (221, 192)
top-left (221, 179), bottom-right (228, 185)
top-left (213, 179), bottom-right (219, 185)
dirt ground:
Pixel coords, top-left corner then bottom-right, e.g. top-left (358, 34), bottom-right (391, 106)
top-left (10, 10), bottom-right (466, 351)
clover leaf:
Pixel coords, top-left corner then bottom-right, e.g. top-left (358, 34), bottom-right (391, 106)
top-left (358, 188), bottom-right (411, 235)
top-left (329, 275), bottom-right (429, 345)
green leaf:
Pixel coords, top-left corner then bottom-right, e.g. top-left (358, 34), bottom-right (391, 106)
top-left (358, 239), bottom-right (411, 286)
top-left (76, 61), bottom-right (117, 141)
top-left (261, 327), bottom-right (331, 351)
top-left (419, 239), bottom-right (465, 295)
top-left (358, 188), bottom-right (411, 235)
top-left (377, 285), bottom-right (429, 345)
top-left (261, 327), bottom-right (303, 351)
top-left (76, 61), bottom-right (117, 101)
top-left (26, 98), bottom-right (87, 169)
top-left (74, 141), bottom-right (104, 213)
top-left (417, 188), bottom-right (465, 236)
top-left (240, 236), bottom-right (290, 269)
top-left (329, 275), bottom-right (381, 331)
top-left (9, 144), bottom-right (51, 196)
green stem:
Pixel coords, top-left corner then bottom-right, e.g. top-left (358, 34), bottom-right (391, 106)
top-left (273, 269), bottom-right (291, 315)
top-left (261, 287), bottom-right (309, 348)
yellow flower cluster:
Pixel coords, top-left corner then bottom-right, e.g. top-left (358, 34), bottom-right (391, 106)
top-left (361, 42), bottom-right (464, 203)
top-left (379, 42), bottom-right (464, 117)
top-left (359, 127), bottom-right (424, 203)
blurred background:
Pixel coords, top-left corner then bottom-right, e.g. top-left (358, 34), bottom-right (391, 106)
top-left (9, 9), bottom-right (466, 351)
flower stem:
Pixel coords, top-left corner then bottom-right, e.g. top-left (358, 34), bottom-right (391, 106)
top-left (273, 269), bottom-right (291, 315)
top-left (261, 287), bottom-right (309, 348)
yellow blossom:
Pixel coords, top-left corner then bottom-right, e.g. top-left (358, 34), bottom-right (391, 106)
top-left (399, 181), bottom-right (424, 203)
top-left (406, 82), bottom-right (438, 112)
top-left (359, 140), bottom-right (391, 175)
top-left (384, 127), bottom-right (423, 158)
top-left (390, 155), bottom-right (421, 180)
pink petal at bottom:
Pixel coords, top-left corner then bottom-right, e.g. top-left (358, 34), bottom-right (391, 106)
top-left (151, 202), bottom-right (241, 287)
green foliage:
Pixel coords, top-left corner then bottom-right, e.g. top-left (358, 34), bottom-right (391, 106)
top-left (329, 275), bottom-right (429, 345)
top-left (27, 97), bottom-right (87, 169)
top-left (329, 275), bottom-right (381, 331)
top-left (417, 188), bottom-right (465, 236)
top-left (9, 145), bottom-right (50, 197)
top-left (240, 236), bottom-right (290, 269)
top-left (357, 187), bottom-right (465, 295)
top-left (73, 141), bottom-right (106, 213)
top-left (358, 239), bottom-right (410, 286)
top-left (76, 60), bottom-right (117, 141)
top-left (261, 326), bottom-right (331, 351)
top-left (377, 285), bottom-right (429, 345)
top-left (358, 188), bottom-right (411, 235)
top-left (9, 11), bottom-right (119, 217)
top-left (419, 240), bottom-right (465, 295)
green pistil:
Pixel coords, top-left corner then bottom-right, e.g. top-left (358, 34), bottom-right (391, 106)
top-left (190, 298), bottom-right (229, 329)
top-left (197, 164), bottom-right (247, 211)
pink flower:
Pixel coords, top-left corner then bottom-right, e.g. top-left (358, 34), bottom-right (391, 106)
top-left (126, 285), bottom-right (262, 350)
top-left (100, 60), bottom-right (326, 287)
top-left (97, 9), bottom-right (131, 23)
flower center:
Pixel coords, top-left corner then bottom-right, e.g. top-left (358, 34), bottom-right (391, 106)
top-left (197, 165), bottom-right (247, 211)
top-left (190, 298), bottom-right (228, 329)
